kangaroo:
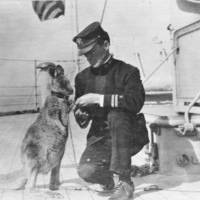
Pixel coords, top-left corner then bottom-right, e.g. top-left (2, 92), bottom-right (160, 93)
top-left (0, 73), bottom-right (73, 198)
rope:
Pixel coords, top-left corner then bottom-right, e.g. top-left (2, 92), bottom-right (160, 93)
top-left (131, 164), bottom-right (157, 177)
top-left (143, 47), bottom-right (178, 84)
top-left (67, 113), bottom-right (78, 169)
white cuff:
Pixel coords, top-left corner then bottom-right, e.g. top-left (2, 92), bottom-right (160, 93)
top-left (99, 95), bottom-right (104, 107)
top-left (111, 94), bottom-right (119, 107)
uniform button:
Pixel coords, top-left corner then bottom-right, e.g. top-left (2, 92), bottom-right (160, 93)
top-left (87, 158), bottom-right (90, 162)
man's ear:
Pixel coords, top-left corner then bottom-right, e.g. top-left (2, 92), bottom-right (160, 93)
top-left (104, 40), bottom-right (110, 51)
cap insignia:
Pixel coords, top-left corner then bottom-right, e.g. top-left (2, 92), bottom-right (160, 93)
top-left (76, 38), bottom-right (83, 46)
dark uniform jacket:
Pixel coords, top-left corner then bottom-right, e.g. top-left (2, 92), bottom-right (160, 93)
top-left (74, 57), bottom-right (149, 147)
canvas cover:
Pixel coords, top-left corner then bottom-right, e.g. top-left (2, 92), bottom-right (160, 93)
top-left (173, 20), bottom-right (200, 113)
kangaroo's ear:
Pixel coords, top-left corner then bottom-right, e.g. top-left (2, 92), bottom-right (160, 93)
top-left (36, 62), bottom-right (56, 77)
top-left (55, 65), bottom-right (65, 77)
top-left (48, 65), bottom-right (57, 78)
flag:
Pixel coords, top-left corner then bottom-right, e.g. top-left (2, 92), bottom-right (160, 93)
top-left (176, 0), bottom-right (200, 14)
top-left (32, 1), bottom-right (65, 21)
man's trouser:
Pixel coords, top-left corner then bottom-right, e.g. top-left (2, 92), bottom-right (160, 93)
top-left (77, 109), bottom-right (144, 185)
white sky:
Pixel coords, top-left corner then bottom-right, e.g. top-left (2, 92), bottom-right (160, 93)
top-left (0, 0), bottom-right (200, 89)
top-left (0, 0), bottom-right (171, 60)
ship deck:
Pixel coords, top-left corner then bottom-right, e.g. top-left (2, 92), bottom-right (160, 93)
top-left (0, 111), bottom-right (200, 200)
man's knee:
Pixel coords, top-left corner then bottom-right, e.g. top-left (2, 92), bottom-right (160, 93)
top-left (77, 163), bottom-right (96, 183)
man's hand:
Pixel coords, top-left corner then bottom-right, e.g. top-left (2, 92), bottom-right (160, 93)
top-left (74, 108), bottom-right (89, 120)
top-left (73, 93), bottom-right (102, 111)
top-left (73, 107), bottom-right (90, 129)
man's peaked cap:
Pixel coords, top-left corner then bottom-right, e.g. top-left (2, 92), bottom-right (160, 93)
top-left (73, 21), bottom-right (110, 56)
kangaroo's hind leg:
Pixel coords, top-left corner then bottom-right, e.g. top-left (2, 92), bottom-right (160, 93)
top-left (25, 167), bottom-right (63, 198)
top-left (50, 163), bottom-right (62, 190)
top-left (49, 150), bottom-right (65, 190)
top-left (24, 167), bottom-right (39, 195)
top-left (46, 160), bottom-right (65, 199)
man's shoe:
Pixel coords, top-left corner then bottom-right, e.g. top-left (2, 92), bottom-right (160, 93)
top-left (88, 179), bottom-right (115, 193)
top-left (108, 181), bottom-right (135, 200)
top-left (101, 178), bottom-right (115, 192)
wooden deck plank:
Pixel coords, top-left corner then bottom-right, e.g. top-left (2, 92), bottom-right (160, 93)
top-left (0, 190), bottom-right (4, 200)
top-left (191, 181), bottom-right (200, 190)
top-left (23, 193), bottom-right (47, 200)
top-left (66, 189), bottom-right (93, 200)
top-left (7, 147), bottom-right (23, 180)
top-left (1, 114), bottom-right (37, 177)
top-left (155, 182), bottom-right (193, 200)
top-left (59, 158), bottom-right (93, 200)
top-left (164, 182), bottom-right (200, 200)
top-left (133, 177), bottom-right (166, 200)
top-left (140, 174), bottom-right (200, 200)
top-left (0, 190), bottom-right (23, 200)
top-left (0, 138), bottom-right (21, 177)
top-left (0, 125), bottom-right (17, 161)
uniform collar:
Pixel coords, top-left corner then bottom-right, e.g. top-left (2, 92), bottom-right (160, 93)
top-left (91, 55), bottom-right (113, 76)
top-left (103, 54), bottom-right (112, 65)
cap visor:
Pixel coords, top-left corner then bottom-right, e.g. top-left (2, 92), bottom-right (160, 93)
top-left (78, 41), bottom-right (98, 56)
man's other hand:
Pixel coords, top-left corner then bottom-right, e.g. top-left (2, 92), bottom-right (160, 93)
top-left (73, 93), bottom-right (102, 110)
top-left (73, 107), bottom-right (90, 129)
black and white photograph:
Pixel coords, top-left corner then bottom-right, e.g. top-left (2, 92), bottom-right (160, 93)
top-left (0, 0), bottom-right (200, 199)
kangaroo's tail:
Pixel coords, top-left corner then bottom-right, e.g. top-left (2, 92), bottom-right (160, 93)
top-left (0, 168), bottom-right (28, 190)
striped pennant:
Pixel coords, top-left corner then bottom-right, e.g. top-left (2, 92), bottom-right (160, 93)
top-left (32, 1), bottom-right (65, 21)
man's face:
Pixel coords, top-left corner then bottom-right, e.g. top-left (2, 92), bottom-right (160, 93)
top-left (83, 41), bottom-right (109, 68)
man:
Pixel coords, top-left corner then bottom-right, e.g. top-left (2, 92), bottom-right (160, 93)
top-left (72, 21), bottom-right (149, 200)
